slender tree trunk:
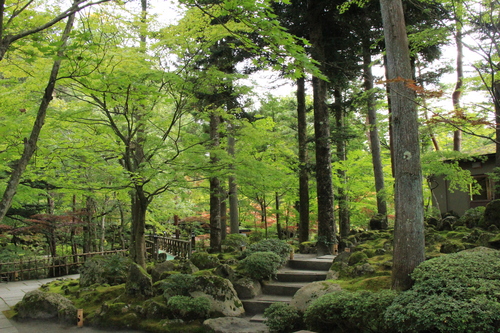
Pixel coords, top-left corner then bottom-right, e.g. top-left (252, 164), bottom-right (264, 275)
top-left (228, 135), bottom-right (240, 234)
top-left (308, 0), bottom-right (336, 256)
top-left (119, 204), bottom-right (126, 250)
top-left (494, 81), bottom-right (500, 198)
top-left (0, 12), bottom-right (76, 223)
top-left (334, 88), bottom-right (350, 246)
top-left (220, 187), bottom-right (227, 241)
top-left (130, 190), bottom-right (147, 268)
top-left (363, 39), bottom-right (388, 217)
top-left (275, 193), bottom-right (282, 240)
top-left (209, 112), bottom-right (222, 252)
top-left (380, 0), bottom-right (425, 291)
top-left (453, 22), bottom-right (464, 151)
top-left (297, 76), bottom-right (310, 245)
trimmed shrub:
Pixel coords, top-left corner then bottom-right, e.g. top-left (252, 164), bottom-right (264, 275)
top-left (158, 273), bottom-right (196, 299)
top-left (79, 255), bottom-right (131, 287)
top-left (303, 289), bottom-right (398, 333)
top-left (190, 252), bottom-right (220, 270)
top-left (242, 238), bottom-right (292, 266)
top-left (385, 248), bottom-right (500, 332)
top-left (222, 234), bottom-right (248, 249)
top-left (167, 295), bottom-right (210, 321)
top-left (238, 251), bottom-right (281, 280)
top-left (458, 206), bottom-right (485, 228)
top-left (264, 302), bottom-right (303, 333)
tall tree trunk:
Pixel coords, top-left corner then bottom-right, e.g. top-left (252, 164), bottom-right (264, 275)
top-left (380, 0), bottom-right (425, 291)
top-left (220, 187), bottom-right (227, 241)
top-left (0, 12), bottom-right (76, 223)
top-left (209, 112), bottom-right (222, 252)
top-left (453, 22), bottom-right (463, 151)
top-left (119, 204), bottom-right (126, 250)
top-left (334, 88), bottom-right (350, 247)
top-left (363, 39), bottom-right (388, 217)
top-left (494, 80), bottom-right (500, 198)
top-left (297, 76), bottom-right (310, 245)
top-left (130, 190), bottom-right (148, 268)
top-left (275, 193), bottom-right (282, 240)
top-left (83, 196), bottom-right (95, 253)
top-left (308, 0), bottom-right (336, 255)
top-left (228, 135), bottom-right (240, 234)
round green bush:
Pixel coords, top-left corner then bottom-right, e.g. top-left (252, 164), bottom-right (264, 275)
top-left (167, 295), bottom-right (210, 321)
top-left (79, 255), bottom-right (131, 287)
top-left (385, 248), bottom-right (500, 332)
top-left (264, 302), bottom-right (303, 333)
top-left (222, 234), bottom-right (248, 249)
top-left (303, 289), bottom-right (398, 333)
top-left (237, 251), bottom-right (281, 280)
top-left (243, 238), bottom-right (292, 266)
top-left (157, 273), bottom-right (196, 299)
top-left (458, 206), bottom-right (485, 228)
top-left (190, 252), bottom-right (220, 270)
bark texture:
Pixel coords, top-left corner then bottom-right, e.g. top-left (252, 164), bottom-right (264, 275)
top-left (380, 0), bottom-right (425, 291)
top-left (297, 77), bottom-right (310, 244)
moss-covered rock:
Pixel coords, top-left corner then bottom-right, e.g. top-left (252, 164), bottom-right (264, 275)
top-left (151, 261), bottom-right (176, 283)
top-left (16, 289), bottom-right (77, 324)
top-left (143, 298), bottom-right (169, 319)
top-left (213, 264), bottom-right (235, 282)
top-left (125, 263), bottom-right (153, 298)
top-left (440, 241), bottom-right (466, 254)
top-left (348, 251), bottom-right (368, 266)
top-left (233, 277), bottom-right (262, 300)
top-left (290, 281), bottom-right (342, 312)
top-left (189, 275), bottom-right (244, 317)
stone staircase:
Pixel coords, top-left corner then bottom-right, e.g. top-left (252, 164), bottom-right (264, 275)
top-left (242, 254), bottom-right (334, 322)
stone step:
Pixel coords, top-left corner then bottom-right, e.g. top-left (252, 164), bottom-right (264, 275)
top-left (249, 314), bottom-right (266, 323)
top-left (262, 281), bottom-right (308, 297)
top-left (276, 269), bottom-right (328, 283)
top-left (242, 295), bottom-right (292, 315)
top-left (287, 257), bottom-right (333, 271)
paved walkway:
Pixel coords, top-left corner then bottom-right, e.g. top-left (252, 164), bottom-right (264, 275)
top-left (0, 275), bottom-right (79, 333)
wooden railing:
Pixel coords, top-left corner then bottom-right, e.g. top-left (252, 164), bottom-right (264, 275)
top-left (0, 249), bottom-right (127, 282)
top-left (147, 235), bottom-right (192, 260)
top-left (1, 236), bottom-right (192, 282)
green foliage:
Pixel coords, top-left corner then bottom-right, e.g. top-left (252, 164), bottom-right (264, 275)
top-left (167, 295), bottom-right (210, 321)
top-left (243, 238), bottom-right (292, 266)
top-left (264, 302), bottom-right (303, 333)
top-left (304, 290), bottom-right (398, 333)
top-left (79, 255), bottom-right (131, 287)
top-left (222, 234), bottom-right (248, 249)
top-left (385, 249), bottom-right (500, 332)
top-left (458, 206), bottom-right (485, 228)
top-left (158, 274), bottom-right (196, 299)
top-left (237, 251), bottom-right (281, 280)
top-left (190, 252), bottom-right (220, 270)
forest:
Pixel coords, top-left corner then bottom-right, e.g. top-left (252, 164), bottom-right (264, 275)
top-left (0, 0), bottom-right (499, 293)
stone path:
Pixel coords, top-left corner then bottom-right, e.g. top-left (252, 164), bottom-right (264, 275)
top-left (0, 275), bottom-right (141, 333)
top-left (0, 275), bottom-right (79, 333)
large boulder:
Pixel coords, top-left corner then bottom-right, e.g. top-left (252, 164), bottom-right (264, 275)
top-left (233, 277), bottom-right (262, 299)
top-left (203, 317), bottom-right (269, 333)
top-left (213, 264), bottom-right (236, 282)
top-left (290, 281), bottom-right (342, 312)
top-left (150, 261), bottom-right (176, 283)
top-left (369, 214), bottom-right (388, 230)
top-left (16, 289), bottom-right (77, 323)
top-left (189, 275), bottom-right (245, 317)
top-left (125, 263), bottom-right (153, 297)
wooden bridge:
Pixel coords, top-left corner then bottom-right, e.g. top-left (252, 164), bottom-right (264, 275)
top-left (0, 236), bottom-right (192, 282)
